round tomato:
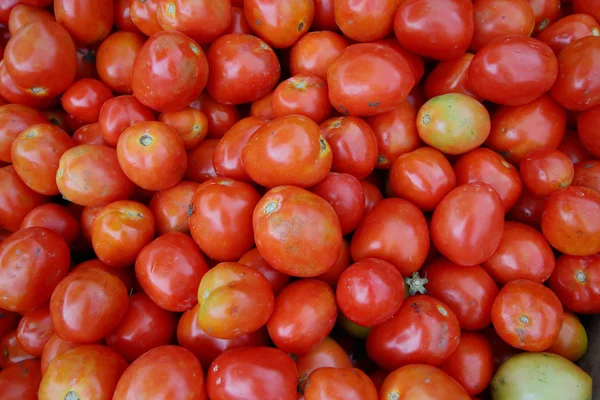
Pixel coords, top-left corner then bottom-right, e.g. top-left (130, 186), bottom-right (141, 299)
top-left (40, 333), bottom-right (100, 375)
top-left (423, 53), bottom-right (480, 100)
top-left (148, 181), bottom-right (199, 235)
top-left (156, 0), bottom-right (231, 44)
top-left (0, 166), bottom-right (49, 232)
top-left (20, 204), bottom-right (80, 246)
top-left (96, 31), bottom-right (145, 94)
top-left (289, 31), bottom-right (348, 82)
top-left (380, 364), bottom-right (470, 400)
top-left (470, 0), bottom-right (535, 51)
top-left (8, 4), bottom-right (54, 35)
top-left (16, 303), bottom-right (53, 357)
top-left (0, 359), bottom-right (42, 400)
top-left (190, 92), bottom-right (241, 138)
top-left (334, 0), bottom-right (399, 42)
top-left (129, 0), bottom-right (161, 36)
top-left (271, 73), bottom-right (331, 123)
top-left (0, 104), bottom-right (48, 163)
top-left (537, 13), bottom-right (600, 55)
top-left (577, 104), bottom-right (600, 158)
top-left (296, 337), bottom-right (352, 391)
top-left (158, 107), bottom-right (209, 149)
top-left (520, 148), bottom-right (574, 196)
top-left (54, 0), bottom-right (113, 45)
top-left (99, 95), bottom-right (155, 147)
top-left (304, 367), bottom-right (378, 400)
top-left (548, 253), bottom-right (600, 314)
top-left (573, 160), bottom-right (600, 192)
top-left (547, 311), bottom-right (588, 362)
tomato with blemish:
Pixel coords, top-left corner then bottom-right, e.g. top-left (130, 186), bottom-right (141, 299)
top-left (96, 31), bottom-right (145, 94)
top-left (0, 359), bottom-right (42, 400)
top-left (158, 107), bottom-right (208, 150)
top-left (185, 138), bottom-right (220, 182)
top-left (520, 148), bottom-right (575, 196)
top-left (16, 303), bottom-right (53, 357)
top-left (289, 31), bottom-right (348, 82)
top-left (527, 0), bottom-right (561, 33)
top-left (190, 92), bottom-right (241, 139)
top-left (149, 181), bottom-right (199, 235)
top-left (99, 95), bottom-right (155, 147)
top-left (547, 311), bottom-right (588, 362)
top-left (334, 0), bottom-right (400, 42)
top-left (0, 62), bottom-right (57, 110)
top-left (130, 0), bottom-right (162, 37)
top-left (537, 13), bottom-right (600, 55)
top-left (548, 253), bottom-right (600, 314)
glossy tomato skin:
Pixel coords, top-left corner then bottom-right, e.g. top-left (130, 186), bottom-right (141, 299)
top-left (547, 311), bottom-right (588, 362)
top-left (573, 0), bottom-right (600, 21)
top-left (0, 104), bottom-right (48, 163)
top-left (0, 61), bottom-right (59, 109)
top-left (0, 359), bottom-right (42, 400)
top-left (327, 43), bottom-right (415, 116)
top-left (132, 30), bottom-right (209, 112)
top-left (130, 0), bottom-right (161, 36)
top-left (394, 0), bottom-right (474, 60)
top-left (113, 345), bottom-right (206, 400)
top-left (421, 258), bottom-right (499, 331)
top-left (561, 132), bottom-right (595, 168)
top-left (227, 6), bottom-right (252, 34)
top-left (16, 303), bottom-right (53, 357)
top-left (376, 38), bottom-right (426, 84)
top-left (304, 367), bottom-right (378, 400)
top-left (114, 0), bottom-right (140, 33)
top-left (250, 93), bottom-right (275, 120)
top-left (0, 227), bottom-right (69, 312)
top-left (96, 31), bottom-right (145, 94)
top-left (313, 0), bottom-right (337, 31)
top-left (239, 248), bottom-right (290, 294)
top-left (158, 107), bottom-right (208, 149)
top-left (149, 181), bottom-right (199, 235)
top-left (366, 295), bottom-right (461, 370)
top-left (537, 13), bottom-right (600, 55)
top-left (185, 138), bottom-right (220, 182)
top-left (573, 160), bottom-right (600, 192)
top-left (1, 330), bottom-right (36, 369)
top-left (314, 238), bottom-right (352, 288)
top-left (8, 4), bottom-right (54, 35)
top-left (492, 279), bottom-right (563, 351)
top-left (54, 0), bottom-right (113, 45)
top-left (99, 95), bottom-right (155, 147)
top-left (296, 337), bottom-right (352, 391)
top-left (190, 92), bottom-right (241, 139)
top-left (206, 34), bottom-right (280, 105)
top-left (578, 104), bottom-right (600, 158)
top-left (207, 347), bottom-right (297, 400)
top-left (548, 253), bottom-right (600, 314)
top-left (0, 166), bottom-right (49, 232)
top-left (271, 74), bottom-right (331, 123)
top-left (334, 0), bottom-right (400, 42)
top-left (520, 148), bottom-right (574, 196)
top-left (40, 333), bottom-right (101, 375)
top-left (529, 0), bottom-right (561, 32)
top-left (424, 53), bottom-right (480, 100)
top-left (136, 232), bottom-right (209, 312)
top-left (289, 31), bottom-right (348, 82)
top-left (468, 36), bottom-right (558, 106)
top-left (380, 364), bottom-right (470, 400)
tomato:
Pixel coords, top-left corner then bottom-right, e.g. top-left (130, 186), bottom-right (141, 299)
top-left (559, 133), bottom-right (595, 165)
top-left (314, 239), bottom-right (352, 288)
top-left (327, 43), bottom-right (415, 116)
top-left (289, 31), bottom-right (348, 82)
top-left (117, 121), bottom-right (187, 191)
top-left (573, 160), bottom-right (600, 192)
top-left (0, 359), bottom-right (42, 400)
top-left (0, 330), bottom-right (36, 369)
top-left (304, 367), bottom-right (377, 400)
top-left (40, 333), bottom-right (103, 375)
top-left (367, 295), bottom-right (461, 369)
top-left (538, 13), bottom-right (600, 55)
top-left (441, 332), bottom-right (494, 396)
top-left (251, 93), bottom-right (275, 120)
top-left (420, 258), bottom-right (499, 330)
top-left (7, 4), bottom-right (54, 35)
top-left (381, 364), bottom-right (470, 400)
top-left (334, 0), bottom-right (400, 42)
top-left (547, 311), bottom-right (588, 362)
top-left (185, 138), bottom-right (220, 182)
top-left (99, 95), bottom-right (155, 147)
top-left (271, 74), bottom-right (331, 123)
top-left (136, 232), bottom-right (209, 312)
top-left (4, 21), bottom-right (77, 99)
top-left (149, 181), bottom-right (199, 235)
top-left (423, 53), bottom-right (480, 100)
top-left (520, 148), bottom-right (574, 196)
top-left (0, 104), bottom-right (48, 163)
top-left (54, 0), bottom-right (113, 45)
top-left (237, 248), bottom-right (289, 294)
top-left (375, 38), bottom-right (426, 84)
top-left (0, 308), bottom-right (18, 339)
top-left (73, 123), bottom-right (107, 146)
top-left (548, 253), bottom-right (600, 314)
top-left (394, 0), bottom-right (474, 60)
top-left (313, 0), bottom-right (337, 31)
top-left (190, 92), bottom-right (241, 139)
top-left (572, 0), bottom-right (600, 21)
top-left (130, 0), bottom-right (161, 37)
top-left (16, 303), bottom-right (53, 357)
top-left (528, 0), bottom-right (561, 32)
top-left (0, 227), bottom-right (69, 312)
top-left (158, 107), bottom-right (208, 150)
top-left (578, 104), bottom-right (600, 157)
top-left (79, 206), bottom-right (102, 244)
top-left (296, 337), bottom-right (352, 391)
top-left (551, 36), bottom-right (600, 111)
top-left (96, 32), bottom-right (145, 94)
top-left (471, 0), bottom-right (534, 51)
top-left (114, 0), bottom-right (141, 33)
top-left (205, 34), bottom-right (280, 105)
top-left (226, 6), bottom-right (252, 34)
top-left (0, 166), bottom-right (49, 232)
top-left (360, 180), bottom-right (383, 214)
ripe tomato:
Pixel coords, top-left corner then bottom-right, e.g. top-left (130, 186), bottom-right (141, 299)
top-left (548, 253), bottom-right (600, 314)
top-left (304, 367), bottom-right (378, 400)
top-left (185, 138), bottom-right (220, 182)
top-left (520, 148), bottom-right (574, 196)
top-left (148, 180), bottom-right (199, 235)
top-left (572, 0), bottom-right (600, 21)
top-left (537, 13), bottom-right (600, 55)
top-left (0, 166), bottom-right (49, 232)
top-left (16, 303), bottom-right (53, 357)
top-left (313, 0), bottom-right (337, 31)
top-left (251, 93), bottom-right (275, 120)
top-left (528, 0), bottom-right (561, 32)
top-left (573, 160), bottom-right (600, 192)
top-left (577, 104), bottom-right (600, 158)
top-left (0, 308), bottom-right (18, 339)
top-left (360, 180), bottom-right (383, 214)
top-left (334, 0), bottom-right (400, 42)
top-left (0, 227), bottom-right (69, 312)
top-left (289, 31), bottom-right (348, 82)
top-left (114, 0), bottom-right (141, 33)
top-left (296, 337), bottom-right (352, 391)
top-left (366, 295), bottom-right (461, 369)
top-left (190, 92), bottom-right (241, 139)
top-left (0, 104), bottom-right (48, 163)
top-left (0, 330), bottom-right (36, 369)
top-left (99, 95), bottom-right (155, 147)
top-left (227, 6), bottom-right (252, 34)
top-left (314, 238), bottom-right (352, 288)
top-left (96, 31), bottom-right (145, 94)
top-left (158, 107), bottom-right (208, 149)
top-left (271, 74), bottom-right (331, 123)
top-left (130, 0), bottom-right (161, 36)
top-left (54, 0), bottom-right (113, 45)
top-left (327, 43), bottom-right (415, 116)
top-left (40, 333), bottom-right (99, 375)
top-left (0, 62), bottom-right (57, 109)
top-left (547, 311), bottom-right (588, 362)
top-left (73, 122), bottom-right (107, 144)
top-left (0, 359), bottom-right (42, 400)
top-left (238, 248), bottom-right (290, 294)
top-left (561, 133), bottom-right (595, 165)
top-left (376, 38), bottom-right (426, 84)
top-left (380, 364), bottom-right (470, 400)
top-left (7, 4), bottom-right (54, 35)
top-left (423, 53), bottom-right (480, 100)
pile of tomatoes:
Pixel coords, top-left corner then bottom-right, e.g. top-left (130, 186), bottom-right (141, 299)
top-left (1, 0), bottom-right (600, 399)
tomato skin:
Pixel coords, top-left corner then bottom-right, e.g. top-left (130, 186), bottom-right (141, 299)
top-left (185, 138), bottom-right (220, 183)
top-left (96, 31), bottom-right (145, 94)
top-left (334, 0), bottom-right (400, 42)
top-left (421, 258), bottom-right (499, 331)
top-left (227, 6), bottom-right (252, 34)
top-left (304, 367), bottom-right (378, 400)
top-left (376, 38), bottom-right (426, 84)
top-left (0, 359), bottom-right (42, 400)
top-left (573, 160), bottom-right (600, 192)
top-left (468, 36), bottom-right (558, 106)
top-left (136, 232), bottom-right (209, 312)
top-left (328, 43), bottom-right (415, 117)
top-left (158, 107), bottom-right (208, 150)
top-left (250, 93), bottom-right (275, 120)
top-left (296, 337), bottom-right (352, 391)
top-left (1, 330), bottom-right (36, 369)
top-left (190, 92), bottom-right (241, 139)
top-left (207, 347), bottom-right (297, 400)
top-left (62, 80), bottom-right (113, 125)
top-left (239, 248), bottom-right (290, 295)
top-left (149, 181), bottom-right (199, 235)
top-left (314, 238), bottom-right (352, 288)
top-left (380, 364), bottom-right (470, 400)
top-left (0, 0), bottom-right (19, 25)
top-left (547, 311), bottom-right (588, 362)
top-left (520, 148), bottom-right (574, 196)
top-left (289, 31), bottom-right (348, 82)
top-left (0, 62), bottom-right (59, 110)
top-left (313, 0), bottom-right (337, 31)
top-left (559, 134), bottom-right (595, 165)
top-left (577, 104), bottom-right (600, 158)
top-left (40, 333), bottom-right (101, 375)
top-left (0, 227), bottom-right (69, 312)
top-left (538, 13), bottom-right (600, 55)
top-left (394, 0), bottom-right (474, 60)
top-left (16, 303), bottom-right (53, 357)
top-left (528, 0), bottom-right (561, 33)
top-left (114, 0), bottom-right (141, 33)
top-left (0, 104), bottom-right (48, 163)
top-left (130, 0), bottom-right (161, 36)
top-left (0, 166), bottom-right (50, 232)
top-left (572, 0), bottom-right (600, 21)
top-left (8, 4), bottom-right (54, 35)
top-left (548, 253), bottom-right (600, 314)
top-left (0, 308), bottom-right (18, 339)
top-left (431, 182), bottom-right (505, 266)
top-left (367, 295), bottom-right (461, 370)
top-left (99, 95), bottom-right (155, 147)
top-left (271, 74), bottom-right (331, 123)
top-left (424, 53), bottom-right (480, 100)
top-left (54, 0), bottom-right (113, 45)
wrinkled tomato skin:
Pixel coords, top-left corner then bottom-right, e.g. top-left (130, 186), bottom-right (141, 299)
top-left (424, 53), bottom-right (481, 100)
top-left (548, 253), bottom-right (600, 314)
top-left (573, 160), bottom-right (600, 192)
top-left (491, 279), bottom-right (563, 351)
top-left (578, 104), bottom-right (600, 158)
top-left (380, 364), bottom-right (470, 400)
top-left (0, 227), bottom-right (69, 312)
top-left (547, 311), bottom-right (588, 362)
top-left (271, 74), bottom-right (331, 123)
top-left (468, 36), bottom-right (558, 106)
top-left (304, 367), bottom-right (378, 400)
top-left (537, 13), bottom-right (600, 55)
top-left (99, 95), bottom-right (156, 147)
top-left (96, 31), bottom-right (146, 94)
top-left (149, 181), bottom-right (199, 235)
top-left (334, 0), bottom-right (400, 42)
top-left (520, 148), bottom-right (575, 196)
top-left (366, 295), bottom-right (461, 370)
top-left (0, 359), bottom-right (42, 400)
top-left (190, 92), bottom-right (241, 139)
top-left (185, 139), bottom-right (220, 182)
top-left (421, 258), bottom-right (499, 331)
top-left (16, 303), bottom-right (53, 357)
top-left (0, 104), bottom-right (48, 163)
top-left (207, 347), bottom-right (298, 400)
top-left (0, 166), bottom-right (49, 233)
top-left (158, 107), bottom-right (208, 150)
top-left (130, 0), bottom-right (161, 37)
top-left (394, 0), bottom-right (474, 60)
top-left (54, 0), bottom-right (113, 45)
top-left (289, 31), bottom-right (348, 82)
top-left (0, 330), bottom-right (36, 369)
top-left (136, 232), bottom-right (209, 312)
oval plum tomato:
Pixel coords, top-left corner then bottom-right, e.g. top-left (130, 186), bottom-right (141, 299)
top-left (548, 253), bottom-right (600, 314)
top-left (117, 121), bottom-right (187, 191)
top-left (136, 232), bottom-right (209, 312)
top-left (547, 311), bottom-right (588, 362)
top-left (267, 279), bottom-right (336, 354)
top-left (253, 186), bottom-right (343, 277)
top-left (537, 13), bottom-right (600, 55)
top-left (271, 74), bottom-right (331, 123)
top-left (440, 332), bottom-right (494, 396)
top-left (417, 93), bottom-right (490, 155)
top-left (468, 36), bottom-right (558, 106)
top-left (7, 4), bottom-right (54, 35)
top-left (149, 180), bottom-right (199, 235)
top-left (156, 0), bottom-right (231, 45)
top-left (528, 0), bottom-right (560, 33)
top-left (185, 138), bottom-right (219, 182)
top-left (250, 93), bottom-right (275, 120)
top-left (0, 227), bottom-right (69, 312)
top-left (304, 367), bottom-right (378, 400)
top-left (0, 166), bottom-right (49, 232)
top-left (244, 0), bottom-right (313, 49)
top-left (16, 303), bottom-right (53, 357)
top-left (578, 104), bottom-right (600, 158)
top-left (334, 0), bottom-right (400, 42)
top-left (213, 116), bottom-right (268, 182)
top-left (380, 364), bottom-right (470, 400)
top-left (130, 0), bottom-right (161, 36)
top-left (366, 295), bottom-right (461, 369)
top-left (0, 330), bottom-right (36, 369)
top-left (11, 123), bottom-right (73, 195)
top-left (420, 258), bottom-right (499, 331)
top-left (351, 198), bottom-right (429, 276)
top-left (431, 182), bottom-right (504, 266)
top-left (50, 267), bottom-right (129, 344)
top-left (541, 186), bottom-right (600, 255)
top-left (239, 248), bottom-right (290, 295)
top-left (520, 148), bottom-right (575, 196)
top-left (132, 30), bottom-right (209, 112)
top-left (491, 279), bottom-right (563, 351)
top-left (314, 238), bottom-right (352, 288)
top-left (99, 95), bottom-right (156, 147)
top-left (208, 347), bottom-right (297, 400)
top-left (197, 262), bottom-right (274, 339)
top-left (336, 259), bottom-right (404, 327)
top-left (158, 107), bottom-right (208, 150)
top-left (327, 43), bottom-right (415, 116)
top-left (313, 0), bottom-right (336, 31)
top-left (471, 0), bottom-right (535, 52)
top-left (91, 200), bottom-right (155, 268)
top-left (573, 160), bottom-right (600, 192)
top-left (550, 36), bottom-right (600, 111)
top-left (394, 0), bottom-right (474, 60)
top-left (54, 0), bottom-right (113, 45)
top-left (289, 31), bottom-right (348, 82)
top-left (423, 53), bottom-right (480, 100)
top-left (96, 31), bottom-right (145, 94)
top-left (205, 34), bottom-right (280, 105)
top-left (190, 92), bottom-right (241, 138)
top-left (4, 21), bottom-right (77, 99)
top-left (114, 0), bottom-right (141, 33)
top-left (296, 337), bottom-right (352, 388)
top-left (227, 6), bottom-right (252, 34)
top-left (0, 104), bottom-right (48, 163)
top-left (242, 115), bottom-right (332, 188)
top-left (0, 359), bottom-right (42, 400)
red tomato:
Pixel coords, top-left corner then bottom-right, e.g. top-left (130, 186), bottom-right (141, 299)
top-left (394, 0), bottom-right (474, 60)
top-left (40, 333), bottom-right (102, 375)
top-left (289, 31), bottom-right (348, 82)
top-left (520, 148), bottom-right (575, 196)
top-left (578, 104), bottom-right (600, 158)
top-left (250, 93), bottom-right (275, 120)
top-left (132, 30), bottom-right (209, 112)
top-left (0, 166), bottom-right (48, 232)
top-left (96, 31), bottom-right (145, 94)
top-left (43, 109), bottom-right (68, 132)
top-left (136, 232), bottom-right (209, 312)
top-left (559, 134), bottom-right (595, 165)
top-left (130, 0), bottom-right (161, 36)
top-left (226, 6), bottom-right (252, 34)
top-left (16, 303), bottom-right (53, 357)
top-left (313, 0), bottom-right (337, 31)
top-left (572, 0), bottom-right (600, 21)
top-left (0, 0), bottom-right (18, 25)
top-left (360, 180), bottom-right (384, 214)
top-left (271, 73), bottom-right (331, 123)
top-left (0, 104), bottom-right (48, 163)
top-left (420, 258), bottom-right (499, 331)
top-left (7, 4), bottom-right (54, 35)
top-left (114, 0), bottom-right (141, 33)
top-left (375, 38), bottom-right (426, 84)
top-left (158, 107), bottom-right (209, 149)
top-left (0, 61), bottom-right (58, 109)
top-left (54, 0), bottom-right (113, 45)
top-left (471, 0), bottom-right (535, 51)
top-left (99, 95), bottom-right (155, 147)
top-left (239, 248), bottom-right (290, 294)
top-left (0, 359), bottom-right (42, 400)
top-left (79, 206), bottom-right (103, 244)
top-left (0, 227), bottom-right (69, 312)
top-left (380, 364), bottom-right (470, 400)
top-left (366, 295), bottom-right (461, 369)
top-left (185, 138), bottom-right (220, 182)
top-left (548, 253), bottom-right (600, 314)
top-left (491, 279), bottom-right (563, 351)
top-left (0, 330), bottom-right (36, 369)
top-left (573, 160), bottom-right (600, 192)
top-left (296, 337), bottom-right (352, 391)
top-left (424, 53), bottom-right (480, 100)
top-left (334, 0), bottom-right (400, 42)
top-left (547, 311), bottom-right (588, 362)
top-left (327, 43), bottom-right (415, 116)
top-left (314, 238), bottom-right (352, 288)
top-left (149, 180), bottom-right (199, 235)
top-left (207, 347), bottom-right (297, 400)
top-left (538, 13), bottom-right (600, 55)
top-left (527, 0), bottom-right (561, 32)
top-left (0, 308), bottom-right (18, 339)
top-left (190, 92), bottom-right (241, 139)
top-left (304, 367), bottom-right (378, 400)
